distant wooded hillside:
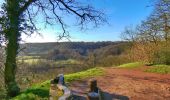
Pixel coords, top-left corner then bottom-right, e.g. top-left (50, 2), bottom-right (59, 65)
top-left (19, 41), bottom-right (127, 56)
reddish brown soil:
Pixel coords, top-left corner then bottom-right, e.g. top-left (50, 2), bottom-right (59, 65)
top-left (69, 67), bottom-right (170, 100)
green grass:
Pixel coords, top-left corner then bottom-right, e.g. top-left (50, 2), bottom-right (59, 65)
top-left (12, 81), bottom-right (50, 100)
top-left (145, 65), bottom-right (170, 74)
top-left (65, 67), bottom-right (104, 82)
top-left (118, 62), bottom-right (144, 69)
top-left (118, 62), bottom-right (170, 74)
top-left (12, 67), bottom-right (104, 100)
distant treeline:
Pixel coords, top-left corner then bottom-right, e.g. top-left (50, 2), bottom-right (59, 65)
top-left (20, 41), bottom-right (123, 56)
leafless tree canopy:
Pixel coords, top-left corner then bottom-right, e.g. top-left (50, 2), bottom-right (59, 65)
top-left (122, 0), bottom-right (170, 43)
top-left (121, 0), bottom-right (170, 64)
top-left (0, 0), bottom-right (106, 42)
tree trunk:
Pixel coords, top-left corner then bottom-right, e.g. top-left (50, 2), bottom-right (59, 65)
top-left (4, 0), bottom-right (20, 97)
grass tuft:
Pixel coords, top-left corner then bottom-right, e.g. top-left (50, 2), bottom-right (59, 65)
top-left (65, 67), bottom-right (104, 82)
top-left (118, 62), bottom-right (144, 69)
top-left (145, 65), bottom-right (170, 74)
top-left (12, 81), bottom-right (50, 100)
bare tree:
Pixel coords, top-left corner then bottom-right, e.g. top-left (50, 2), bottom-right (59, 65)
top-left (121, 25), bottom-right (138, 42)
top-left (151, 0), bottom-right (170, 42)
top-left (136, 18), bottom-right (163, 44)
top-left (0, 0), bottom-right (106, 97)
top-left (121, 0), bottom-right (170, 64)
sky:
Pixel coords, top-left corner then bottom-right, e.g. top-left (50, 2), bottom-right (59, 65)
top-left (0, 0), bottom-right (154, 42)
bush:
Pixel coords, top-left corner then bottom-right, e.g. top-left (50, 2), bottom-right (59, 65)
top-left (7, 82), bottom-right (20, 97)
top-left (153, 49), bottom-right (170, 65)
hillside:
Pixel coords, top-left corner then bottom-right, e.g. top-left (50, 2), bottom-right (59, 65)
top-left (19, 41), bottom-right (126, 56)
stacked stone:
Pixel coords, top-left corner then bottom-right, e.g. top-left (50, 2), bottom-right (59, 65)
top-left (49, 74), bottom-right (71, 100)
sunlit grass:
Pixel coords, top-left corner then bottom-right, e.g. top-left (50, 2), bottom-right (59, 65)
top-left (118, 62), bottom-right (170, 74)
top-left (118, 62), bottom-right (144, 69)
top-left (65, 67), bottom-right (104, 82)
top-left (145, 65), bottom-right (170, 74)
top-left (12, 81), bottom-right (50, 100)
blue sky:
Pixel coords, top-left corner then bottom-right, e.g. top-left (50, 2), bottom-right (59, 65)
top-left (0, 0), bottom-right (154, 42)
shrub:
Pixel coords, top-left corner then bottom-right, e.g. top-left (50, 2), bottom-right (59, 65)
top-left (7, 82), bottom-right (20, 97)
top-left (153, 49), bottom-right (170, 65)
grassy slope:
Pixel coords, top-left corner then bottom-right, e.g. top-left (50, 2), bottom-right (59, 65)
top-left (145, 65), bottom-right (170, 74)
top-left (118, 62), bottom-right (144, 69)
top-left (118, 62), bottom-right (170, 74)
top-left (12, 67), bottom-right (104, 100)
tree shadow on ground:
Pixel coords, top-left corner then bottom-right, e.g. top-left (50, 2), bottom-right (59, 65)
top-left (69, 94), bottom-right (86, 100)
top-left (101, 91), bottom-right (129, 100)
top-left (69, 91), bottom-right (129, 100)
top-left (25, 88), bottom-right (49, 98)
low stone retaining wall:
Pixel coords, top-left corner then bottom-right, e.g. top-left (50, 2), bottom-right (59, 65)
top-left (49, 74), bottom-right (71, 100)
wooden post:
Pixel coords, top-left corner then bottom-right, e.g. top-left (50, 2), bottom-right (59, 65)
top-left (88, 79), bottom-right (100, 100)
top-left (89, 79), bottom-right (98, 92)
top-left (53, 76), bottom-right (59, 84)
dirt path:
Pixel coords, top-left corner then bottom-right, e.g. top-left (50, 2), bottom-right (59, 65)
top-left (69, 67), bottom-right (170, 100)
